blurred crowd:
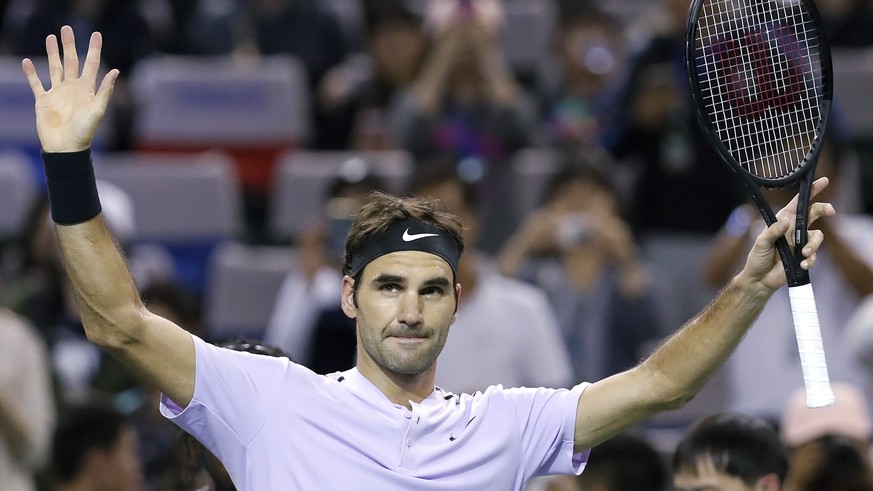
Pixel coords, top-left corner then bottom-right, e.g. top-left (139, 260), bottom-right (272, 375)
top-left (1, 0), bottom-right (873, 490)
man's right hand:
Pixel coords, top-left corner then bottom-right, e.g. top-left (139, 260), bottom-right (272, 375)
top-left (22, 25), bottom-right (118, 153)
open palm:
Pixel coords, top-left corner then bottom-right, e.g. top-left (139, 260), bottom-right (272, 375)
top-left (22, 26), bottom-right (118, 153)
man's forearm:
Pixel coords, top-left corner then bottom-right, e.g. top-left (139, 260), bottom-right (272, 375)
top-left (642, 276), bottom-right (772, 406)
top-left (57, 215), bottom-right (145, 349)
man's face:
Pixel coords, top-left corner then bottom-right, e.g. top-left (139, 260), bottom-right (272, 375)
top-left (674, 459), bottom-right (779, 491)
top-left (343, 251), bottom-right (459, 376)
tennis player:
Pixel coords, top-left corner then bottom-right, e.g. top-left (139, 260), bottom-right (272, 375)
top-left (23, 26), bottom-right (835, 490)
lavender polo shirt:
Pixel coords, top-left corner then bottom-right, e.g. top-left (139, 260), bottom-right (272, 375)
top-left (160, 335), bottom-right (589, 490)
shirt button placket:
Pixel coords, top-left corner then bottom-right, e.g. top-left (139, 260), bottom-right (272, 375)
top-left (398, 406), bottom-right (419, 470)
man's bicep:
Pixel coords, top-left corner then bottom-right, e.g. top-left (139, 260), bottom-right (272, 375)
top-left (116, 312), bottom-right (195, 407)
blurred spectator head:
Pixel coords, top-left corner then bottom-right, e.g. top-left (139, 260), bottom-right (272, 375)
top-left (557, 4), bottom-right (624, 94)
top-left (781, 382), bottom-right (872, 448)
top-left (52, 400), bottom-right (144, 491)
top-left (409, 159), bottom-right (481, 247)
top-left (786, 434), bottom-right (873, 491)
top-left (541, 156), bottom-right (619, 217)
top-left (781, 385), bottom-right (873, 491)
top-left (673, 412), bottom-right (787, 490)
top-left (576, 432), bottom-right (668, 491)
top-left (322, 159), bottom-right (386, 260)
top-left (364, 0), bottom-right (425, 86)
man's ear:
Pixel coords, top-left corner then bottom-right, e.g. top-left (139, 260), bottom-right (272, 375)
top-left (451, 283), bottom-right (462, 321)
top-left (341, 275), bottom-right (357, 319)
top-left (756, 473), bottom-right (781, 491)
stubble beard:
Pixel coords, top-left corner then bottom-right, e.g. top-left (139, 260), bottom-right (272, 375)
top-left (364, 332), bottom-right (447, 376)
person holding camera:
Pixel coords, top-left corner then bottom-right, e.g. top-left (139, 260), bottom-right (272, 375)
top-left (498, 162), bottom-right (661, 382)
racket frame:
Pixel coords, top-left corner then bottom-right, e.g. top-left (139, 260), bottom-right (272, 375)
top-left (684, 0), bottom-right (834, 287)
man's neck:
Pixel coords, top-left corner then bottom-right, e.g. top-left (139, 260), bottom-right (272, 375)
top-left (356, 355), bottom-right (436, 409)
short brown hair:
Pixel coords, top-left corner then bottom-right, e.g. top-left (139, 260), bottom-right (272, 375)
top-left (342, 191), bottom-right (465, 276)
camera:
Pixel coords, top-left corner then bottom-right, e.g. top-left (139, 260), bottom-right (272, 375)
top-left (555, 213), bottom-right (595, 247)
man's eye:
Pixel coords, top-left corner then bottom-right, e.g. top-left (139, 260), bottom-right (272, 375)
top-left (422, 286), bottom-right (445, 296)
top-left (380, 283), bottom-right (401, 293)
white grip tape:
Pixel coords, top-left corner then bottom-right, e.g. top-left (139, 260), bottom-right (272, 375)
top-left (789, 284), bottom-right (835, 408)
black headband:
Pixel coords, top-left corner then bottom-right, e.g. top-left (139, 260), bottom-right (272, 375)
top-left (348, 218), bottom-right (461, 280)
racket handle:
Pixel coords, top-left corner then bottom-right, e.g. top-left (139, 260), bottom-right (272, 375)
top-left (788, 284), bottom-right (835, 408)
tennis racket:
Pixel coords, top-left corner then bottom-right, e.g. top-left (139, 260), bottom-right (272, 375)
top-left (685, 0), bottom-right (834, 407)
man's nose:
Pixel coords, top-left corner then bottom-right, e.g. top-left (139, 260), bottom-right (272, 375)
top-left (397, 293), bottom-right (424, 327)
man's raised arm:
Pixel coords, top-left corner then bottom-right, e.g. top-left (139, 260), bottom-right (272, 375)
top-left (572, 178), bottom-right (836, 451)
top-left (23, 26), bottom-right (195, 406)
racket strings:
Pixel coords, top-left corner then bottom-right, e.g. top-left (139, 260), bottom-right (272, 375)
top-left (693, 0), bottom-right (824, 181)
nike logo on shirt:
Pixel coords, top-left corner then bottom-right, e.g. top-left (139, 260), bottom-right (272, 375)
top-left (402, 229), bottom-right (439, 242)
top-left (449, 417), bottom-right (476, 441)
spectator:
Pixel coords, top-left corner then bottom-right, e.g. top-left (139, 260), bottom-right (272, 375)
top-left (498, 161), bottom-right (661, 382)
top-left (3, 195), bottom-right (68, 335)
top-left (542, 4), bottom-right (625, 150)
top-left (410, 163), bottom-right (573, 393)
top-left (704, 133), bottom-right (873, 419)
top-left (393, 0), bottom-right (531, 164)
top-left (604, 0), bottom-right (745, 236)
top-left (561, 432), bottom-right (667, 491)
top-left (347, 1), bottom-right (427, 151)
top-left (0, 307), bottom-right (55, 491)
top-left (264, 167), bottom-right (384, 373)
top-left (781, 383), bottom-right (873, 491)
top-left (51, 400), bottom-right (144, 491)
top-left (390, 0), bottom-right (533, 250)
top-left (673, 413), bottom-right (788, 491)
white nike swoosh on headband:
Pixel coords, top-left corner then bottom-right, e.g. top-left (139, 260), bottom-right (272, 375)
top-left (402, 229), bottom-right (439, 242)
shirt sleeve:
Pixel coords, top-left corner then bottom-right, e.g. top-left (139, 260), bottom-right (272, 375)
top-left (498, 382), bottom-right (590, 479)
top-left (159, 335), bottom-right (292, 460)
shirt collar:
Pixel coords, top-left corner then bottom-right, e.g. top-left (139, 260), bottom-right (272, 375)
top-left (335, 367), bottom-right (448, 411)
